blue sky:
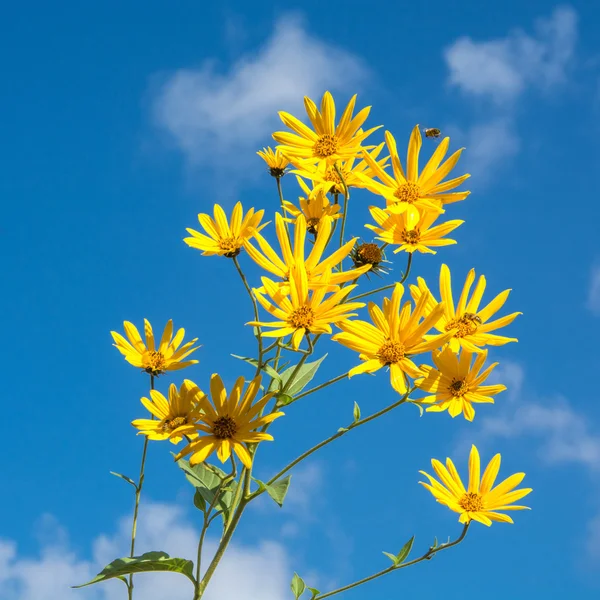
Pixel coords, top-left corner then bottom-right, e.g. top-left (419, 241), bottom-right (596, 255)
top-left (2, 1), bottom-right (600, 598)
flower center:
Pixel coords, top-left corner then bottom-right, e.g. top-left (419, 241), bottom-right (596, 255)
top-left (355, 243), bottom-right (382, 266)
top-left (445, 313), bottom-right (480, 338)
top-left (269, 166), bottom-right (285, 178)
top-left (306, 217), bottom-right (321, 235)
top-left (142, 351), bottom-right (167, 375)
top-left (324, 164), bottom-right (348, 193)
top-left (212, 415), bottom-right (238, 440)
top-left (401, 229), bottom-right (420, 244)
top-left (459, 492), bottom-right (483, 512)
top-left (314, 134), bottom-right (339, 159)
top-left (394, 182), bottom-right (421, 204)
top-left (218, 237), bottom-right (242, 258)
top-left (377, 340), bottom-right (405, 365)
top-left (289, 305), bottom-right (315, 329)
top-left (449, 379), bottom-right (469, 397)
top-left (161, 415), bottom-right (188, 433)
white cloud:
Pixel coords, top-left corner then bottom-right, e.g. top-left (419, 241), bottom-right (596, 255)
top-left (444, 6), bottom-right (578, 104)
top-left (152, 14), bottom-right (369, 170)
top-left (0, 501), bottom-right (293, 600)
top-left (586, 265), bottom-right (600, 316)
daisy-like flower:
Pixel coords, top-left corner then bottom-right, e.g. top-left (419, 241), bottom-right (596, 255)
top-left (420, 445), bottom-right (532, 526)
top-left (111, 319), bottom-right (200, 377)
top-left (250, 266), bottom-right (364, 350)
top-left (282, 177), bottom-right (341, 234)
top-left (290, 142), bottom-right (389, 197)
top-left (360, 127), bottom-right (470, 221)
top-left (410, 264), bottom-right (521, 353)
top-left (366, 206), bottom-right (463, 254)
top-left (415, 347), bottom-right (506, 421)
top-left (245, 213), bottom-right (371, 290)
top-left (273, 91), bottom-right (381, 166)
top-left (257, 147), bottom-right (290, 178)
top-left (332, 283), bottom-right (453, 394)
top-left (132, 380), bottom-right (204, 444)
top-left (184, 202), bottom-right (266, 258)
top-left (174, 374), bottom-right (283, 468)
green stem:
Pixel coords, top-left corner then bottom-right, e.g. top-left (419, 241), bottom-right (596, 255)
top-left (314, 524), bottom-right (469, 600)
top-left (249, 389), bottom-right (413, 498)
top-left (276, 176), bottom-right (290, 236)
top-left (347, 283), bottom-right (396, 302)
top-left (399, 252), bottom-right (413, 284)
top-left (127, 374), bottom-right (154, 600)
top-left (334, 163), bottom-right (349, 252)
top-left (233, 255), bottom-right (264, 378)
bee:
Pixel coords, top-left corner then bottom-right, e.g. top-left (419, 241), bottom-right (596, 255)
top-left (423, 127), bottom-right (441, 140)
top-left (463, 312), bottom-right (482, 324)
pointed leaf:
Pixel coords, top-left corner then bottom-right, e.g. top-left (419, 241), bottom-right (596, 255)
top-left (231, 355), bottom-right (281, 382)
top-left (252, 476), bottom-right (292, 507)
top-left (274, 393), bottom-right (293, 408)
top-left (291, 572), bottom-right (306, 599)
top-left (353, 401), bottom-right (361, 422)
top-left (395, 536), bottom-right (415, 564)
top-left (193, 489), bottom-right (207, 512)
top-left (73, 552), bottom-right (195, 588)
top-left (307, 587), bottom-right (320, 599)
top-left (382, 551), bottom-right (399, 565)
top-left (276, 355), bottom-right (327, 397)
top-left (110, 472), bottom-right (137, 489)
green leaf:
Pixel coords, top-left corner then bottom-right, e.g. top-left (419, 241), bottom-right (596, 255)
top-left (395, 536), bottom-right (415, 564)
top-left (291, 572), bottom-right (306, 599)
top-left (252, 475), bottom-right (291, 507)
top-left (176, 459), bottom-right (237, 522)
top-left (337, 427), bottom-right (349, 433)
top-left (352, 401), bottom-right (361, 422)
top-left (193, 489), bottom-right (207, 512)
top-left (307, 587), bottom-right (320, 599)
top-left (109, 471), bottom-right (137, 489)
top-left (276, 355), bottom-right (327, 397)
top-left (382, 551), bottom-right (399, 565)
top-left (231, 355), bottom-right (281, 382)
top-left (274, 393), bottom-right (293, 408)
top-left (73, 552), bottom-right (195, 588)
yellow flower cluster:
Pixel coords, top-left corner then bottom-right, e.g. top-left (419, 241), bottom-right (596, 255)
top-left (111, 90), bottom-right (530, 535)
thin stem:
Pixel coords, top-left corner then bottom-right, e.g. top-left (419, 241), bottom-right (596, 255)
top-left (293, 372), bottom-right (348, 402)
top-left (233, 255), bottom-right (264, 378)
top-left (314, 524), bottom-right (469, 600)
top-left (334, 163), bottom-right (349, 252)
top-left (127, 374), bottom-right (154, 600)
top-left (276, 177), bottom-right (290, 236)
top-left (399, 252), bottom-right (413, 284)
top-left (249, 389), bottom-right (413, 498)
top-left (347, 283), bottom-right (396, 302)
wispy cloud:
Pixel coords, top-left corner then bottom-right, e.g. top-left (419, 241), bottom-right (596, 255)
top-left (444, 6), bottom-right (577, 104)
top-left (0, 501), bottom-right (292, 600)
top-left (586, 264), bottom-right (600, 316)
top-left (152, 14), bottom-right (369, 173)
top-left (443, 7), bottom-right (577, 182)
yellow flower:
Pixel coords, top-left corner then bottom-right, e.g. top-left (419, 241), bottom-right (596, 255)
top-left (111, 319), bottom-right (199, 376)
top-left (366, 206), bottom-right (463, 254)
top-left (273, 91), bottom-right (381, 165)
top-left (174, 374), bottom-right (283, 468)
top-left (420, 445), bottom-right (532, 526)
top-left (410, 264), bottom-right (521, 353)
top-left (250, 266), bottom-right (364, 350)
top-left (282, 177), bottom-right (341, 234)
top-left (332, 283), bottom-right (453, 394)
top-left (184, 202), bottom-right (266, 258)
top-left (257, 146), bottom-right (290, 177)
top-left (361, 127), bottom-right (470, 221)
top-left (245, 213), bottom-right (370, 290)
top-left (415, 348), bottom-right (506, 421)
top-left (132, 381), bottom-right (204, 444)
top-left (290, 142), bottom-right (389, 196)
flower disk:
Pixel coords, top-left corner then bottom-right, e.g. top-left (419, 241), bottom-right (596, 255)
top-left (111, 319), bottom-right (200, 376)
top-left (257, 146), bottom-right (290, 177)
top-left (420, 445), bottom-right (532, 526)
